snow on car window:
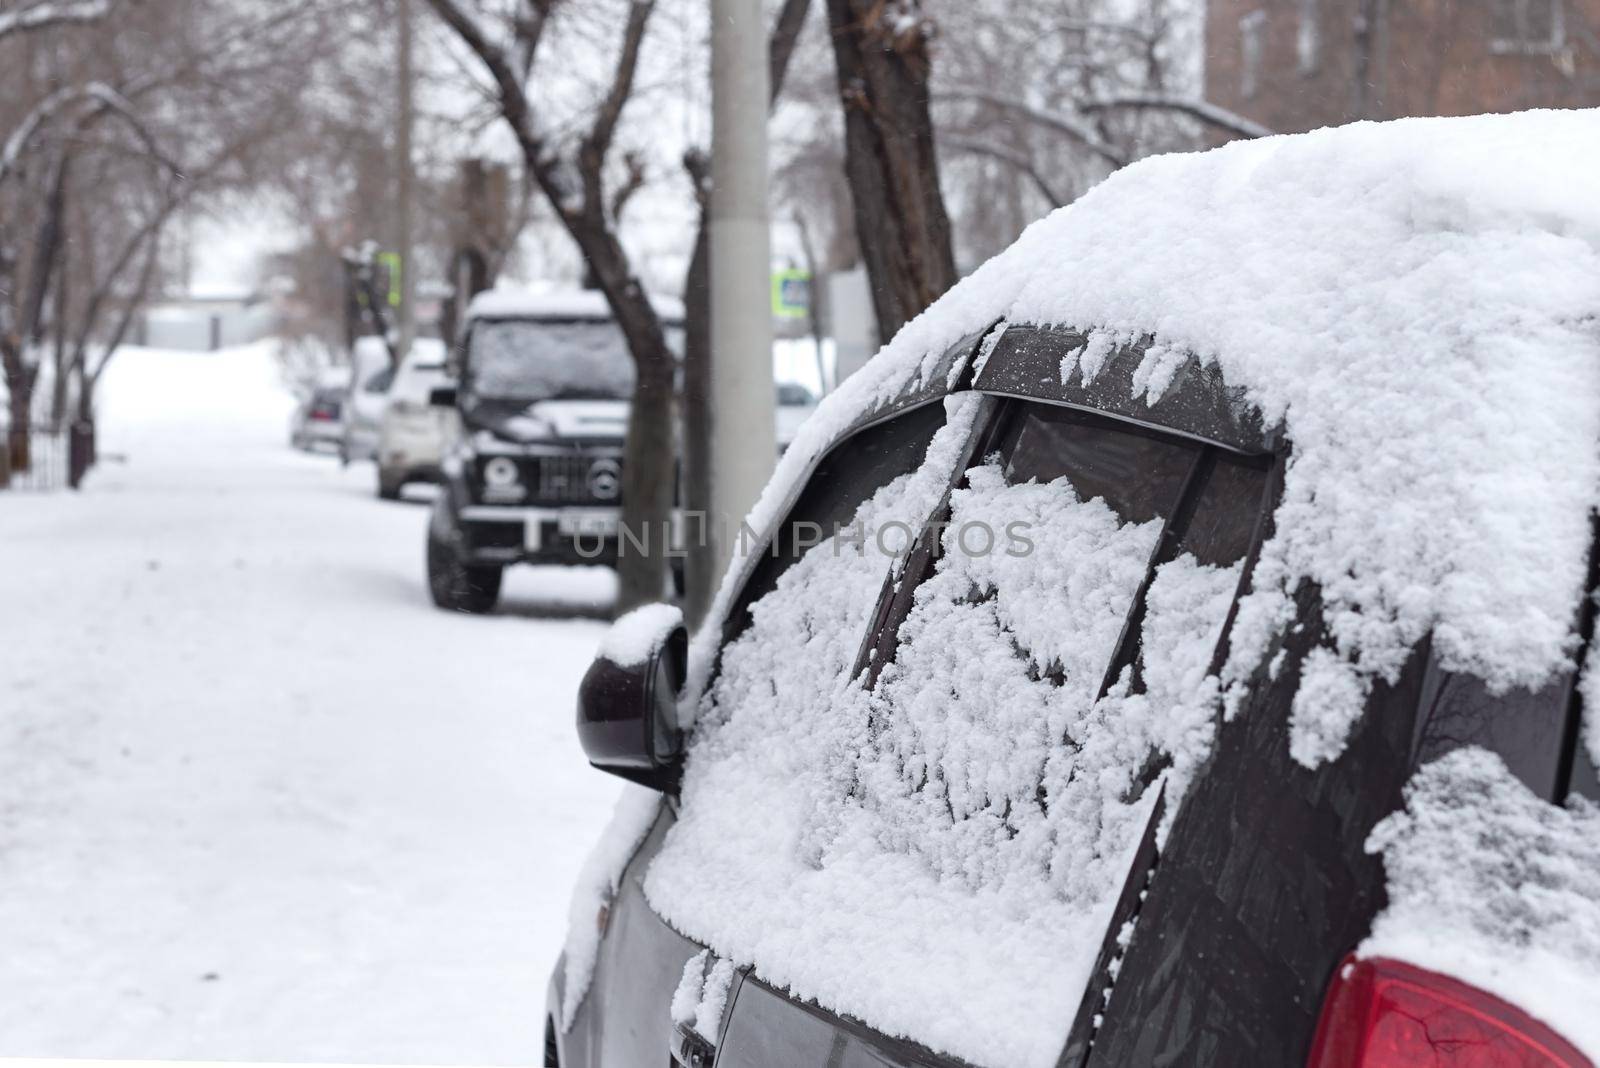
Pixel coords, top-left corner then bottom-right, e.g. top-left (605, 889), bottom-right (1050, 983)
top-left (826, 464), bottom-right (1160, 899)
top-left (468, 319), bottom-right (636, 402)
top-left (648, 406), bottom-right (1253, 1068)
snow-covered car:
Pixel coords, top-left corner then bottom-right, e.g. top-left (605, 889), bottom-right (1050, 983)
top-left (545, 111), bottom-right (1600, 1068)
top-left (377, 339), bottom-right (453, 499)
top-left (288, 369), bottom-right (350, 452)
top-left (424, 289), bottom-right (683, 613)
top-left (341, 336), bottom-right (395, 465)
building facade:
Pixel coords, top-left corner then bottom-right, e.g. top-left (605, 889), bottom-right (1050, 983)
top-left (1205, 0), bottom-right (1600, 133)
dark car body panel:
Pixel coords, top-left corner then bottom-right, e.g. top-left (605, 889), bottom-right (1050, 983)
top-left (556, 804), bottom-right (704, 1068)
top-left (1081, 585), bottom-right (1426, 1066)
top-left (718, 976), bottom-right (971, 1068)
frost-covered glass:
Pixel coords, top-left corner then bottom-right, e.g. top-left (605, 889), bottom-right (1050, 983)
top-left (647, 398), bottom-right (1268, 1068)
top-left (468, 319), bottom-right (636, 402)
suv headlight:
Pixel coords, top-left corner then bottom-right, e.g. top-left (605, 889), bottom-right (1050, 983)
top-left (484, 456), bottom-right (520, 488)
top-left (480, 455), bottom-right (527, 502)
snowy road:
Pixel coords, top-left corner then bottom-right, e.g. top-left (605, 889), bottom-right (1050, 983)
top-left (0, 345), bottom-right (621, 1063)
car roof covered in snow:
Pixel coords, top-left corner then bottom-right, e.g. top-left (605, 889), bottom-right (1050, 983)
top-left (662, 110), bottom-right (1600, 1067)
top-left (464, 287), bottom-right (685, 325)
top-left (313, 366), bottom-right (352, 390)
top-left (713, 107), bottom-right (1600, 765)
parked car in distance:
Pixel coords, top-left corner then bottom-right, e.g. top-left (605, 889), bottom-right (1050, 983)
top-left (377, 338), bottom-right (453, 500)
top-left (544, 111), bottom-right (1600, 1068)
top-left (288, 368), bottom-right (350, 452)
top-left (774, 380), bottom-right (817, 454)
top-left (424, 289), bottom-right (683, 613)
top-left (342, 336), bottom-right (395, 465)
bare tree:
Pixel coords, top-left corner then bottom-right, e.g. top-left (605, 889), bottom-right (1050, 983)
top-left (928, 0), bottom-right (1270, 266)
top-left (63, 123), bottom-right (277, 456)
top-left (0, 4), bottom-right (121, 469)
top-left (424, 0), bottom-right (682, 611)
top-left (1, 0), bottom-right (352, 478)
top-left (823, 0), bottom-right (956, 342)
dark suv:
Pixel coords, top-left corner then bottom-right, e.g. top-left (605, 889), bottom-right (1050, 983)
top-left (425, 291), bottom-right (683, 613)
top-left (546, 115), bottom-right (1599, 1068)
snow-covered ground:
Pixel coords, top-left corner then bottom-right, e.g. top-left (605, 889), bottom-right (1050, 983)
top-left (0, 344), bottom-right (622, 1063)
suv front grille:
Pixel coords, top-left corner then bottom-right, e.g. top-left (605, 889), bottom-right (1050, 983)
top-left (534, 454), bottom-right (596, 503)
top-left (476, 451), bottom-right (623, 506)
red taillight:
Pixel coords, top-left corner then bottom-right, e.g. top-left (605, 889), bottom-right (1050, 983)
top-left (1308, 956), bottom-right (1592, 1068)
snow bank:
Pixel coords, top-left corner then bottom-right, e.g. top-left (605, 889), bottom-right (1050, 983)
top-left (1363, 748), bottom-right (1600, 1060)
top-left (558, 785), bottom-right (661, 1030)
top-left (596, 603), bottom-right (683, 668)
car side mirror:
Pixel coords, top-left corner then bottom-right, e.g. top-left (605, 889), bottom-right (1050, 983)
top-left (576, 604), bottom-right (687, 791)
top-left (428, 384), bottom-right (458, 408)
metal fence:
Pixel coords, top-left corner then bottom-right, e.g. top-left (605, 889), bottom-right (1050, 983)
top-left (0, 430), bottom-right (71, 492)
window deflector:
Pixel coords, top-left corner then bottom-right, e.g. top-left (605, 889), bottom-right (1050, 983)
top-left (853, 403), bottom-right (1270, 707)
top-left (848, 395), bottom-right (1009, 688)
top-left (1059, 447), bottom-right (1286, 1068)
top-left (1096, 448), bottom-right (1217, 704)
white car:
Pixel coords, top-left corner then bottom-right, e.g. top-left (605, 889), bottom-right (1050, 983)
top-left (288, 367), bottom-right (351, 452)
top-left (376, 339), bottom-right (455, 500)
top-left (341, 337), bottom-right (394, 465)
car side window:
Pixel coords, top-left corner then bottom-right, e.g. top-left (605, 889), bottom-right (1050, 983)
top-left (1001, 406), bottom-right (1194, 526)
top-left (842, 405), bottom-right (1267, 883)
top-left (647, 397), bottom-right (1272, 1065)
top-left (716, 400), bottom-right (956, 650)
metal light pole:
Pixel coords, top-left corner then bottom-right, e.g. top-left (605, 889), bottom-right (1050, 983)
top-left (709, 0), bottom-right (775, 574)
top-left (395, 0), bottom-right (417, 362)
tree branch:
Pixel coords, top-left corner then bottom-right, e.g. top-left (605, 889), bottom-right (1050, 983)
top-left (768, 0), bottom-right (812, 102)
top-left (580, 0), bottom-right (654, 216)
top-left (936, 89), bottom-right (1128, 168)
top-left (0, 83), bottom-right (88, 188)
top-left (608, 149), bottom-right (646, 226)
top-left (510, 0), bottom-right (558, 83)
top-left (941, 133), bottom-right (1067, 208)
top-left (422, 0), bottom-right (542, 165)
top-left (22, 148), bottom-right (72, 347)
top-left (69, 120), bottom-right (273, 386)
top-left (1079, 93), bottom-right (1274, 139)
top-left (72, 204), bottom-right (173, 383)
top-left (89, 225), bottom-right (162, 387)
top-left (81, 83), bottom-right (187, 176)
top-left (0, 0), bottom-right (113, 42)
top-left (0, 80), bottom-right (182, 193)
